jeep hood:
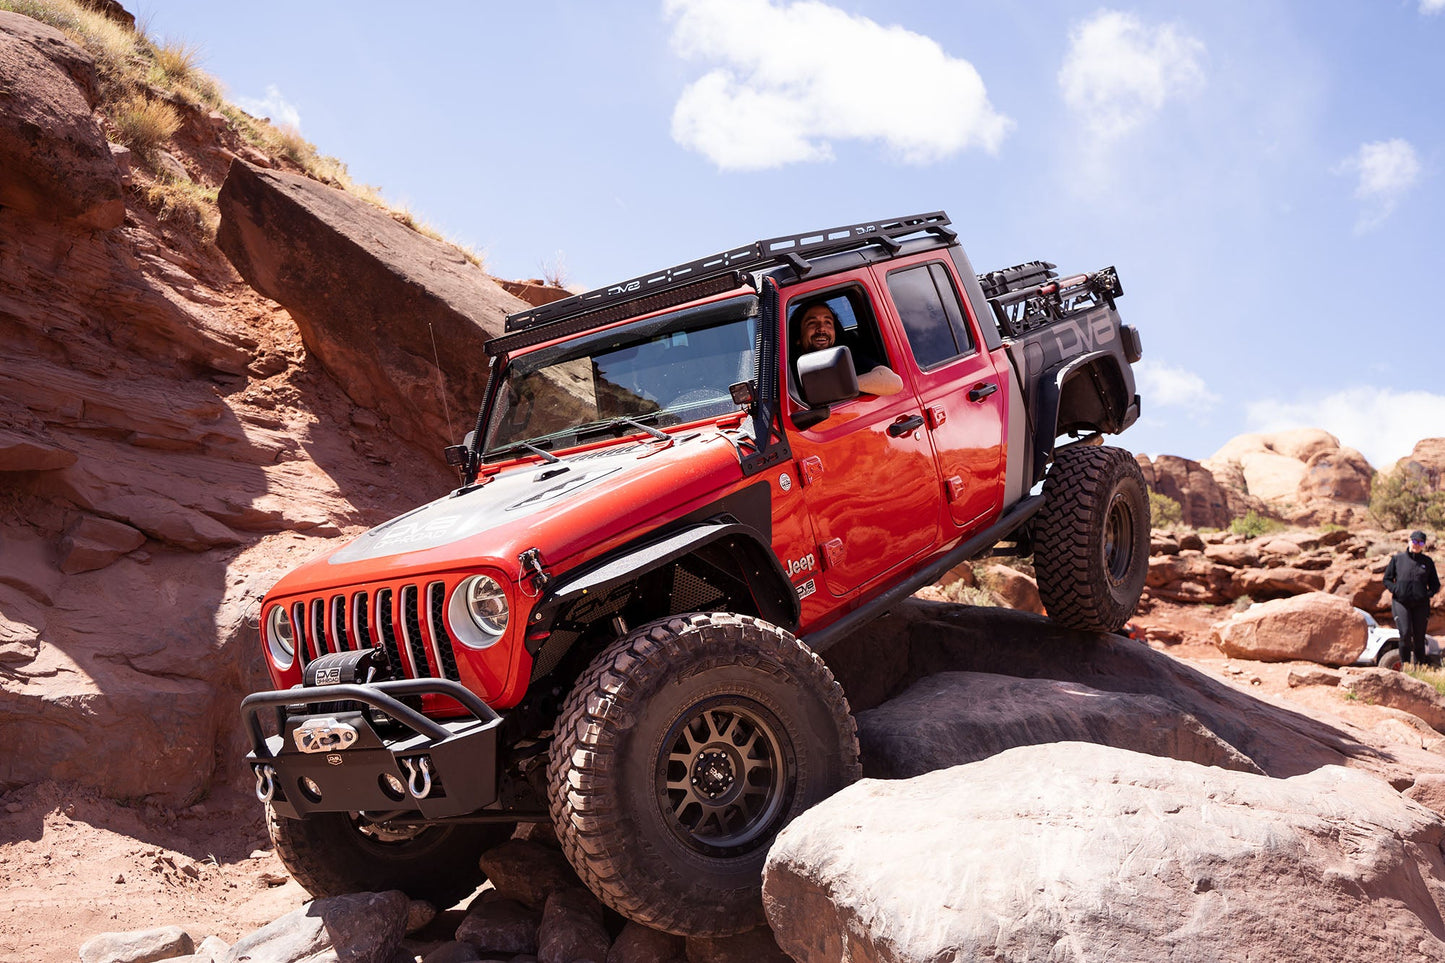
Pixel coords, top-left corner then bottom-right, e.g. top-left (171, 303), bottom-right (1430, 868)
top-left (269, 433), bottom-right (748, 594)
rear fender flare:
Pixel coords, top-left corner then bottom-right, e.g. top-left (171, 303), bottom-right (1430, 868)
top-left (1032, 351), bottom-right (1136, 482)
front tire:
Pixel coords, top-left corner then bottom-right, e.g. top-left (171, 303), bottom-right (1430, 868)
top-left (1033, 444), bottom-right (1150, 633)
top-left (1379, 647), bottom-right (1403, 671)
top-left (548, 612), bottom-right (860, 936)
top-left (267, 807), bottom-right (513, 908)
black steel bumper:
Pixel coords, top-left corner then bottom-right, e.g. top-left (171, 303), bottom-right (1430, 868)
top-left (241, 679), bottom-right (502, 820)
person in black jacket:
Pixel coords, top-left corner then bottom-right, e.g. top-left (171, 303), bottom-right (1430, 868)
top-left (1383, 530), bottom-right (1441, 665)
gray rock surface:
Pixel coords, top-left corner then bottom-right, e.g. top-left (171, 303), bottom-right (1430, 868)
top-left (79, 926), bottom-right (194, 963)
top-left (856, 671), bottom-right (1262, 778)
top-left (763, 742), bottom-right (1445, 962)
top-left (455, 896), bottom-right (541, 955)
top-left (223, 890), bottom-right (409, 963)
top-left (537, 888), bottom-right (610, 963)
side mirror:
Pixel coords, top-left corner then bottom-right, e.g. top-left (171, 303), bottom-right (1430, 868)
top-left (797, 346), bottom-right (859, 407)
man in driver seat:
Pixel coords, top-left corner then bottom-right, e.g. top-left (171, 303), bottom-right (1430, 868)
top-left (793, 301), bottom-right (903, 396)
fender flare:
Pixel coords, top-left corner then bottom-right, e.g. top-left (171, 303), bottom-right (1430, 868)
top-left (525, 519), bottom-right (800, 675)
top-left (1031, 350), bottom-right (1138, 483)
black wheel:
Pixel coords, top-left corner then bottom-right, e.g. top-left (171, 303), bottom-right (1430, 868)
top-left (266, 806), bottom-right (513, 907)
top-left (548, 612), bottom-right (859, 936)
top-left (1033, 444), bottom-right (1150, 633)
top-left (1379, 647), bottom-right (1403, 671)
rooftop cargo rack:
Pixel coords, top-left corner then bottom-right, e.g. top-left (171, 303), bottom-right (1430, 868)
top-left (491, 212), bottom-right (957, 355)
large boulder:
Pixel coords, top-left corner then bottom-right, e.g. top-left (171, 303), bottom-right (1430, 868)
top-left (1136, 454), bottom-right (1233, 528)
top-left (855, 671), bottom-right (1261, 778)
top-left (763, 743), bottom-right (1445, 963)
top-left (1210, 591), bottom-right (1366, 665)
top-left (216, 161), bottom-right (528, 460)
top-left (1202, 429), bottom-right (1375, 527)
top-left (0, 12), bottom-right (124, 228)
top-left (846, 600), bottom-right (1430, 784)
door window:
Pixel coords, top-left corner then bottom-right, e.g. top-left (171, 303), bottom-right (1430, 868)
top-left (886, 263), bottom-right (975, 370)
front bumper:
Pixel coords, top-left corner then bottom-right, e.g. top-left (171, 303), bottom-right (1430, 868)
top-left (241, 679), bottom-right (503, 820)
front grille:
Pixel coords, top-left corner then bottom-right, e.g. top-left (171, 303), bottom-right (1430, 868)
top-left (310, 599), bottom-right (328, 657)
top-left (426, 581), bottom-right (461, 681)
top-left (286, 583), bottom-right (464, 683)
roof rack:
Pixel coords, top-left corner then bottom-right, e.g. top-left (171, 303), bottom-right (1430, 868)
top-left (502, 211), bottom-right (957, 337)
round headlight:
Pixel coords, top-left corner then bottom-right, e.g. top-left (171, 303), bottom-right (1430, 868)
top-left (448, 575), bottom-right (509, 648)
top-left (264, 604), bottom-right (296, 668)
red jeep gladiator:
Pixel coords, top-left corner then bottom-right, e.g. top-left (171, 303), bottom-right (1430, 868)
top-left (243, 211), bottom-right (1147, 935)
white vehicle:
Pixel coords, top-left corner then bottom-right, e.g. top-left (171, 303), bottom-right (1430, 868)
top-left (1355, 608), bottom-right (1440, 670)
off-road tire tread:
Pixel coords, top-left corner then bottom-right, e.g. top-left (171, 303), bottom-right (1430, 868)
top-left (266, 805), bottom-right (508, 908)
top-left (1033, 444), bottom-right (1149, 632)
top-left (547, 612), bottom-right (859, 936)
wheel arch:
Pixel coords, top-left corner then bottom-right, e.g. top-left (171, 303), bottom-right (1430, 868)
top-left (525, 520), bottom-right (799, 688)
top-left (1031, 351), bottom-right (1140, 484)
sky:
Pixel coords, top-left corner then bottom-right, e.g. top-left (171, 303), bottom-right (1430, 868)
top-left (133, 0), bottom-right (1445, 469)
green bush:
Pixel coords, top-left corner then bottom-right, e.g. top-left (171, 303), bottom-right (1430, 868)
top-left (1369, 466), bottom-right (1445, 532)
top-left (1229, 510), bottom-right (1284, 538)
top-left (1147, 490), bottom-right (1182, 528)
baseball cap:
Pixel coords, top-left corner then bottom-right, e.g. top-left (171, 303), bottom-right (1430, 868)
top-left (1411, 530), bottom-right (1428, 544)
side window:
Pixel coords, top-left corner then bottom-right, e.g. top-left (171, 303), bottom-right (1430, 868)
top-left (887, 263), bottom-right (975, 369)
top-left (786, 286), bottom-right (890, 381)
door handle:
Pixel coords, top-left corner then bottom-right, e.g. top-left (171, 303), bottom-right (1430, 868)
top-left (968, 382), bottom-right (999, 403)
top-left (888, 415), bottom-right (925, 437)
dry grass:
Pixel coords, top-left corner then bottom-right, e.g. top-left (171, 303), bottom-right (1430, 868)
top-left (1404, 664), bottom-right (1445, 697)
top-left (109, 94), bottom-right (180, 157)
top-left (3, 0), bottom-right (484, 264)
top-left (139, 175), bottom-right (218, 239)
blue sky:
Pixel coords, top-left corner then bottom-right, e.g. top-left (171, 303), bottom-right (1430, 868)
top-left (134, 0), bottom-right (1445, 468)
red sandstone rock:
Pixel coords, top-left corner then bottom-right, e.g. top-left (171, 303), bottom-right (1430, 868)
top-left (0, 13), bottom-right (123, 229)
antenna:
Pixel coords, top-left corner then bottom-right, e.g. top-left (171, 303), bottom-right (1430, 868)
top-left (428, 322), bottom-right (455, 440)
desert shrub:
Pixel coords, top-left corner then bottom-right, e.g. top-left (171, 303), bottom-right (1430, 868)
top-left (1229, 510), bottom-right (1284, 539)
top-left (1148, 490), bottom-right (1182, 528)
top-left (141, 177), bottom-right (219, 240)
top-left (1231, 594), bottom-right (1253, 612)
top-left (1369, 466), bottom-right (1445, 531)
top-left (110, 94), bottom-right (180, 157)
top-left (1320, 522), bottom-right (1347, 534)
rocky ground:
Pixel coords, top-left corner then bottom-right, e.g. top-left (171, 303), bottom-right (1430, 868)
top-left (7, 597), bottom-right (1445, 963)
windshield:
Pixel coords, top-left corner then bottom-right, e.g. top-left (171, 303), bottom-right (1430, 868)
top-left (484, 294), bottom-right (758, 457)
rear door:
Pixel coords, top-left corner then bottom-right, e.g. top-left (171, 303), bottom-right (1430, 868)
top-left (875, 255), bottom-right (1007, 531)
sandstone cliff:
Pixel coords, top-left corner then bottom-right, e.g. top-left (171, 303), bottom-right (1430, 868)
top-left (0, 6), bottom-right (549, 804)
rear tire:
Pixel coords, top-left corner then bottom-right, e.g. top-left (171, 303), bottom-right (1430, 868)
top-left (548, 612), bottom-right (859, 936)
top-left (1033, 444), bottom-right (1150, 633)
top-left (267, 806), bottom-right (513, 908)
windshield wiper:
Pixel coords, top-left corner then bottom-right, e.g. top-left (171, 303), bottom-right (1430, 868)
top-left (485, 440), bottom-right (560, 464)
top-left (572, 415), bottom-right (672, 443)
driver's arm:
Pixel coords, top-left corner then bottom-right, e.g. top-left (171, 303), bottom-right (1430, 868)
top-left (857, 365), bottom-right (903, 396)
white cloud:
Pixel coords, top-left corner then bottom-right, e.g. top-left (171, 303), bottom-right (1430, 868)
top-left (1246, 387), bottom-right (1445, 470)
top-left (1058, 10), bottom-right (1206, 140)
top-left (236, 84), bottom-right (302, 130)
top-left (665, 0), bottom-right (1012, 171)
top-left (1133, 360), bottom-right (1220, 410)
top-left (1423, 0), bottom-right (1445, 14)
top-left (1336, 138), bottom-right (1422, 232)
